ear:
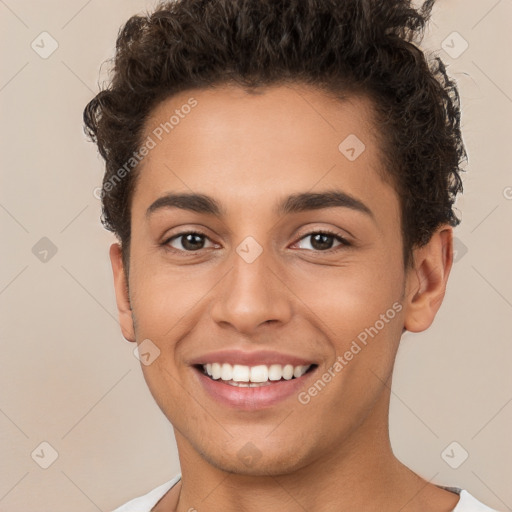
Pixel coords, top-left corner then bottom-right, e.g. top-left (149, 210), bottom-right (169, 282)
top-left (403, 225), bottom-right (454, 333)
top-left (109, 242), bottom-right (136, 342)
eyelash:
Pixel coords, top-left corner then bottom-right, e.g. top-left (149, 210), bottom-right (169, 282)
top-left (161, 229), bottom-right (352, 255)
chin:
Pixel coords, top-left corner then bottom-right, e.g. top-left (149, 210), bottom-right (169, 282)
top-left (198, 441), bottom-right (314, 477)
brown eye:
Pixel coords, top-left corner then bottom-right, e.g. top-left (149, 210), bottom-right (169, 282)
top-left (295, 230), bottom-right (350, 252)
top-left (165, 232), bottom-right (214, 252)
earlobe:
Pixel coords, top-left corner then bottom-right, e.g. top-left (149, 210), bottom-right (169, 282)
top-left (109, 242), bottom-right (136, 342)
top-left (403, 226), bottom-right (453, 333)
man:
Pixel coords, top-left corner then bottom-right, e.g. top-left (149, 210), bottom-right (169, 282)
top-left (83, 0), bottom-right (499, 510)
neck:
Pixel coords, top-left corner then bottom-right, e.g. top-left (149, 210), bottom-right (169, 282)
top-left (166, 388), bottom-right (455, 512)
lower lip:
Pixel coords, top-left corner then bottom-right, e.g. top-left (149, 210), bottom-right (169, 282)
top-left (193, 367), bottom-right (317, 410)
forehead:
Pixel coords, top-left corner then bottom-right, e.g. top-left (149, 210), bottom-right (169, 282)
top-left (132, 84), bottom-right (398, 222)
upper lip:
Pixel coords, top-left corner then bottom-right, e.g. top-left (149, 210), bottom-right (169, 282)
top-left (188, 349), bottom-right (316, 367)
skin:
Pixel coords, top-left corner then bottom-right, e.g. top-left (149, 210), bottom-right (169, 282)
top-left (110, 84), bottom-right (458, 512)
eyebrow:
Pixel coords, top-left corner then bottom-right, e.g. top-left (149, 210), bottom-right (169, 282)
top-left (146, 190), bottom-right (374, 220)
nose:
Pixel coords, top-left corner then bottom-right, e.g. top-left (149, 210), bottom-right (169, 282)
top-left (210, 246), bottom-right (293, 335)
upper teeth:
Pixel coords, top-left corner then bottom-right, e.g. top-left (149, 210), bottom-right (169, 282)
top-left (203, 363), bottom-right (311, 382)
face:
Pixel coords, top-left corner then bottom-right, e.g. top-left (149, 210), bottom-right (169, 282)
top-left (110, 84), bottom-right (449, 476)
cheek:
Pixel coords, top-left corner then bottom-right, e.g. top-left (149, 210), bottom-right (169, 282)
top-left (296, 266), bottom-right (404, 426)
top-left (292, 254), bottom-right (404, 342)
top-left (129, 259), bottom-right (214, 337)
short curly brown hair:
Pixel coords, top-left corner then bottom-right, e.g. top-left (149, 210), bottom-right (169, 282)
top-left (83, 0), bottom-right (466, 271)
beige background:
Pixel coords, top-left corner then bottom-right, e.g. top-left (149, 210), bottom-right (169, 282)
top-left (0, 0), bottom-right (511, 510)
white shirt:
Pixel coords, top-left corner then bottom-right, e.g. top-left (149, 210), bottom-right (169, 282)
top-left (111, 474), bottom-right (501, 512)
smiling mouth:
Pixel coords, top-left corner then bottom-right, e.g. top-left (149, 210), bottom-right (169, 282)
top-left (194, 363), bottom-right (318, 387)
